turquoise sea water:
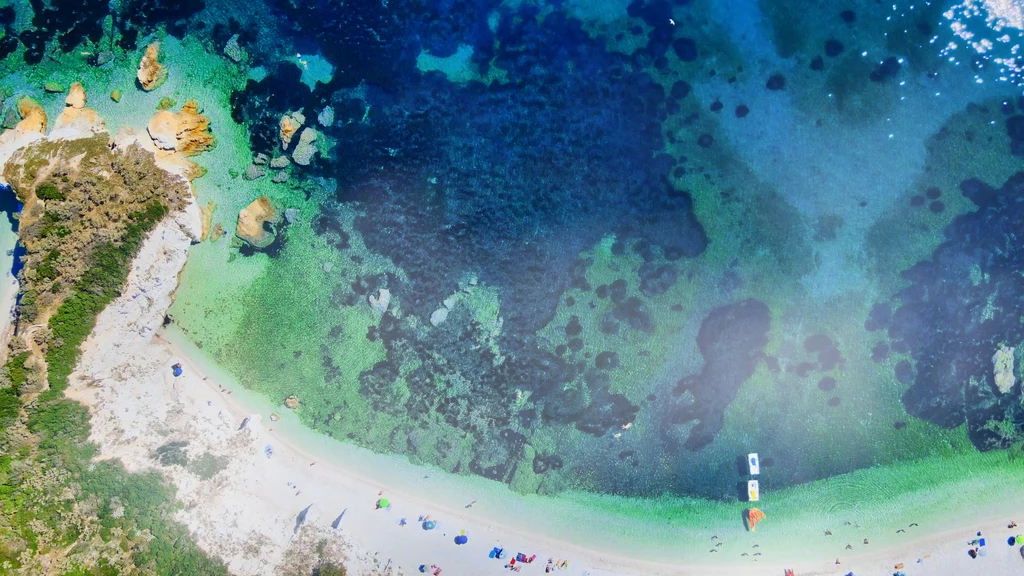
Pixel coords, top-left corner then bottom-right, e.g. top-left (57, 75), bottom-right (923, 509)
top-left (2, 0), bottom-right (1024, 554)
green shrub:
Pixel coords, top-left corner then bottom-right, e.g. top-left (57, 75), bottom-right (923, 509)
top-left (186, 452), bottom-right (226, 480)
top-left (0, 194), bottom-right (229, 575)
top-left (316, 562), bottom-right (347, 576)
top-left (47, 201), bottom-right (168, 392)
top-left (35, 183), bottom-right (64, 201)
top-left (153, 441), bottom-right (189, 467)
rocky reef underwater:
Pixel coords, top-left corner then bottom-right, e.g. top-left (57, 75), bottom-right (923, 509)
top-left (0, 0), bottom-right (1022, 506)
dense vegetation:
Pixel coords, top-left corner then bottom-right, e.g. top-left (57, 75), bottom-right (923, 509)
top-left (0, 137), bottom-right (226, 575)
top-left (3, 136), bottom-right (188, 325)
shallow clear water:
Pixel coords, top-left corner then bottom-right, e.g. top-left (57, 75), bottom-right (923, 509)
top-left (2, 0), bottom-right (1018, 506)
top-left (157, 0), bottom-right (1024, 504)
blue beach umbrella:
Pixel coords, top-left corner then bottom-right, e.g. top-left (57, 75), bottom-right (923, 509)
top-left (423, 520), bottom-right (436, 530)
top-left (454, 534), bottom-right (468, 545)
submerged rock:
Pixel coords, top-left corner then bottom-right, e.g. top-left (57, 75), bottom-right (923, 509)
top-left (369, 288), bottom-right (390, 314)
top-left (430, 307), bottom-right (449, 326)
top-left (292, 127), bottom-right (317, 165)
top-left (284, 396), bottom-right (298, 409)
top-left (236, 196), bottom-right (281, 248)
top-left (137, 42), bottom-right (167, 91)
top-left (270, 155), bottom-right (290, 169)
top-left (224, 34), bottom-right (245, 63)
top-left (317, 106), bottom-right (334, 127)
top-left (243, 164), bottom-right (266, 180)
top-left (993, 346), bottom-right (1016, 394)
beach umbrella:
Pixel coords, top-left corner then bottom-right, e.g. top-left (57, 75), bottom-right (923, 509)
top-left (423, 520), bottom-right (436, 530)
top-left (454, 535), bottom-right (468, 545)
top-left (376, 498), bottom-right (390, 509)
top-left (746, 508), bottom-right (766, 531)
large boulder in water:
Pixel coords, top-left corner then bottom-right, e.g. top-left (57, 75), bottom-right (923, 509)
top-left (137, 42), bottom-right (167, 91)
top-left (236, 196), bottom-right (281, 248)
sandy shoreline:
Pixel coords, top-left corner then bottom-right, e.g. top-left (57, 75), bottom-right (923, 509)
top-left (65, 249), bottom-right (1024, 576)
top-left (72, 327), bottom-right (1024, 576)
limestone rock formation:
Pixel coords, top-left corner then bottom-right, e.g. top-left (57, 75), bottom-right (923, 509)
top-left (993, 346), bottom-right (1016, 394)
top-left (137, 42), bottom-right (167, 91)
top-left (15, 98), bottom-right (46, 135)
top-left (270, 155), bottom-right (289, 169)
top-left (147, 110), bottom-right (178, 150)
top-left (284, 396), bottom-right (298, 409)
top-left (236, 196), bottom-right (281, 248)
top-left (52, 83), bottom-right (106, 138)
top-left (200, 201), bottom-right (216, 242)
top-left (279, 113), bottom-right (301, 149)
top-left (139, 101), bottom-right (214, 181)
top-left (66, 82), bottom-right (86, 109)
top-left (0, 98), bottom-right (47, 170)
top-left (292, 127), bottom-right (318, 165)
top-left (174, 100), bottom-right (215, 156)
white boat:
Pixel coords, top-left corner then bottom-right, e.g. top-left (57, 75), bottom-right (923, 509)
top-left (748, 479), bottom-right (760, 502)
top-left (748, 452), bottom-right (760, 475)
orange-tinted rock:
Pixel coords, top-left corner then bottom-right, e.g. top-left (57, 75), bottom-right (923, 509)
top-left (137, 42), bottom-right (167, 91)
top-left (53, 83), bottom-right (105, 136)
top-left (236, 196), bottom-right (280, 247)
top-left (174, 100), bottom-right (215, 156)
top-left (279, 114), bottom-right (301, 149)
top-left (200, 200), bottom-right (216, 241)
top-left (65, 82), bottom-right (86, 109)
top-left (147, 110), bottom-right (178, 150)
top-left (16, 98), bottom-right (47, 135)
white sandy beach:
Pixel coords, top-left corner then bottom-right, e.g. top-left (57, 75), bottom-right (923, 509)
top-left (62, 203), bottom-right (1024, 576)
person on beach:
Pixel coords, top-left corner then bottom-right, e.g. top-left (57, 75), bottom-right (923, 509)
top-left (465, 500), bottom-right (476, 508)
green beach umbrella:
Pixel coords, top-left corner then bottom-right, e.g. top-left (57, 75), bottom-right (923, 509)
top-left (377, 498), bottom-right (389, 509)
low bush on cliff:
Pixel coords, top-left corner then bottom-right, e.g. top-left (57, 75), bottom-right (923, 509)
top-left (45, 200), bottom-right (167, 395)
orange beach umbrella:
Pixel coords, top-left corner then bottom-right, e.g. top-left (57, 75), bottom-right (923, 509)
top-left (746, 508), bottom-right (766, 531)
